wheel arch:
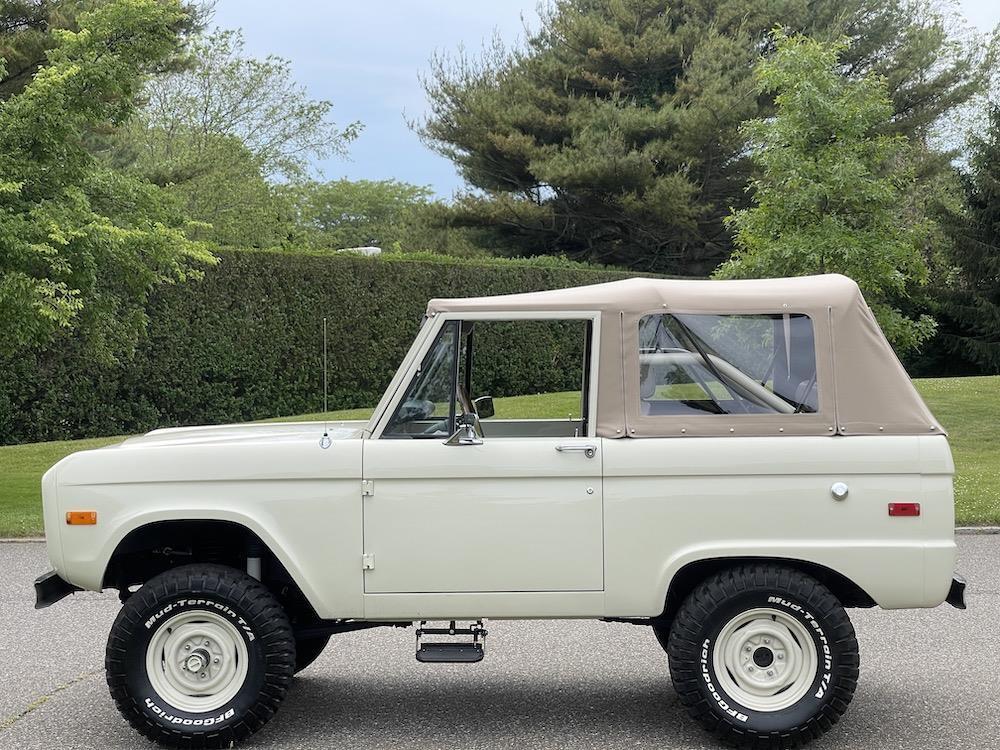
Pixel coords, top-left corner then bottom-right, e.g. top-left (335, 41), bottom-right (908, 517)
top-left (102, 518), bottom-right (321, 623)
top-left (656, 556), bottom-right (876, 634)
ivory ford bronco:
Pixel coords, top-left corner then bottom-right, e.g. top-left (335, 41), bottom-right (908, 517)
top-left (35, 275), bottom-right (965, 748)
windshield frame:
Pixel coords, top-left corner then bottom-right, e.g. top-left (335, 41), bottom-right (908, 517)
top-left (369, 310), bottom-right (603, 440)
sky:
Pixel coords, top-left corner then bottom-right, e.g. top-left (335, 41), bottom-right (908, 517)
top-left (214, 1), bottom-right (1000, 199)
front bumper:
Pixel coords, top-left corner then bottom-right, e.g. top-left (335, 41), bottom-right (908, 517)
top-left (34, 570), bottom-right (81, 610)
top-left (946, 573), bottom-right (967, 610)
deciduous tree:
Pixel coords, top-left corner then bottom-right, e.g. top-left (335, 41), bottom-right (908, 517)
top-left (716, 31), bottom-right (935, 353)
top-left (112, 26), bottom-right (361, 247)
top-left (0, 0), bottom-right (214, 359)
top-left (279, 179), bottom-right (432, 250)
top-left (0, 0), bottom-right (209, 101)
top-left (130, 28), bottom-right (360, 182)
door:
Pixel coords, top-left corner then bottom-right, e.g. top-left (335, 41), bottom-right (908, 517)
top-left (362, 437), bottom-right (604, 593)
top-left (361, 313), bottom-right (604, 594)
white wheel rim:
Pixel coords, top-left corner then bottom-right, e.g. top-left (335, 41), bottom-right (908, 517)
top-left (145, 610), bottom-right (249, 713)
top-left (712, 607), bottom-right (818, 712)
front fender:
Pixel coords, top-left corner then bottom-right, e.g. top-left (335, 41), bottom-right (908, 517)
top-left (50, 438), bottom-right (364, 619)
top-left (61, 503), bottom-right (362, 619)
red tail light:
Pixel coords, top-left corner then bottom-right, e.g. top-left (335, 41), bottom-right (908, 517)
top-left (888, 502), bottom-right (920, 517)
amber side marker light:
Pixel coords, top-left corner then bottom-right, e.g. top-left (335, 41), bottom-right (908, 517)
top-left (66, 511), bottom-right (97, 525)
top-left (888, 502), bottom-right (920, 517)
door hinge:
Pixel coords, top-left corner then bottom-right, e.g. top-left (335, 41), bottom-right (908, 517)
top-left (362, 552), bottom-right (375, 570)
top-left (361, 479), bottom-right (374, 497)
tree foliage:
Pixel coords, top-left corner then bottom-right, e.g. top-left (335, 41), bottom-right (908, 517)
top-left (113, 128), bottom-right (287, 247)
top-left (131, 28), bottom-right (360, 182)
top-left (933, 105), bottom-right (1000, 372)
top-left (0, 0), bottom-right (208, 101)
top-left (419, 0), bottom-right (990, 274)
top-left (279, 179), bottom-right (464, 253)
top-left (0, 0), bottom-right (66, 99)
top-left (279, 179), bottom-right (425, 250)
top-left (0, 0), bottom-right (214, 359)
top-left (109, 26), bottom-right (362, 248)
top-left (716, 31), bottom-right (935, 353)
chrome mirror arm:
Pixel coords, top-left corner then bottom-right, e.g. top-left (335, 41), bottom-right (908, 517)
top-left (444, 413), bottom-right (483, 446)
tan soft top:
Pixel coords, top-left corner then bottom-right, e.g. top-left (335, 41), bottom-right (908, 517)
top-left (428, 275), bottom-right (943, 439)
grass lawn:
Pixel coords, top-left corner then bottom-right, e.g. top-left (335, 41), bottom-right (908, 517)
top-left (1, 378), bottom-right (996, 536)
top-left (912, 376), bottom-right (1000, 526)
top-left (0, 436), bottom-right (127, 537)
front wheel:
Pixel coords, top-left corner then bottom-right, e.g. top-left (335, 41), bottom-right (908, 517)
top-left (106, 564), bottom-right (295, 748)
top-left (667, 564), bottom-right (859, 748)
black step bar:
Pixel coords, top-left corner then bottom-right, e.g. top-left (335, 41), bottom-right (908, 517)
top-left (415, 620), bottom-right (487, 663)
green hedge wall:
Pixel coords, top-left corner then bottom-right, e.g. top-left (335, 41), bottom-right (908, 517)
top-left (0, 250), bottom-right (635, 445)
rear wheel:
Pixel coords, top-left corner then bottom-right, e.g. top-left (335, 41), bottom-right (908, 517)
top-left (666, 564), bottom-right (859, 748)
top-left (106, 564), bottom-right (295, 748)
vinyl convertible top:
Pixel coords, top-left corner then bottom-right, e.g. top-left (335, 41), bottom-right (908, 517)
top-left (428, 275), bottom-right (943, 439)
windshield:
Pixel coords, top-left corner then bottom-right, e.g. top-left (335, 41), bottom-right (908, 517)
top-left (383, 320), bottom-right (460, 437)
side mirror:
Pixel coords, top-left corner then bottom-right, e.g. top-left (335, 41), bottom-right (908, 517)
top-left (444, 412), bottom-right (483, 446)
top-left (473, 395), bottom-right (495, 419)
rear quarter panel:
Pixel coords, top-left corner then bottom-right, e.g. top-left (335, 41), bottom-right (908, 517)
top-left (602, 434), bottom-right (954, 615)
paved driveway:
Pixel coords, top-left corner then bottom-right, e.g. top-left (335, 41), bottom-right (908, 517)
top-left (0, 538), bottom-right (995, 750)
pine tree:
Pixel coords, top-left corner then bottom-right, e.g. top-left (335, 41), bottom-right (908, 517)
top-left (936, 105), bottom-right (1000, 373)
top-left (419, 0), bottom-right (990, 274)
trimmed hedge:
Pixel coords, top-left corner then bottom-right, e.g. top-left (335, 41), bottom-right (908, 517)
top-left (0, 250), bottom-right (636, 444)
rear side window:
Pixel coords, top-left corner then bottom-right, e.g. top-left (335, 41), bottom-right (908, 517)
top-left (638, 313), bottom-right (818, 417)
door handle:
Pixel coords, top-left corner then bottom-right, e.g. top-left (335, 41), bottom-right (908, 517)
top-left (556, 443), bottom-right (597, 459)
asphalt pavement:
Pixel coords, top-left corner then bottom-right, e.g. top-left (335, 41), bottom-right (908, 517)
top-left (0, 538), bottom-right (996, 750)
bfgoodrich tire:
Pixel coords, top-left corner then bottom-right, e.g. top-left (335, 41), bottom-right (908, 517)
top-left (667, 564), bottom-right (859, 749)
top-left (106, 564), bottom-right (295, 748)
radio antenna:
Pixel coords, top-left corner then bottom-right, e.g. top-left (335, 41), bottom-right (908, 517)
top-left (320, 317), bottom-right (331, 449)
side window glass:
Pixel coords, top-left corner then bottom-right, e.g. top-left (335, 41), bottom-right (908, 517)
top-left (464, 319), bottom-right (589, 437)
top-left (383, 318), bottom-right (592, 439)
top-left (384, 321), bottom-right (460, 438)
top-left (638, 313), bottom-right (817, 417)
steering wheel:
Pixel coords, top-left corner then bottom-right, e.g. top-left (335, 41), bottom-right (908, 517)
top-left (421, 418), bottom-right (450, 435)
top-left (397, 398), bottom-right (435, 423)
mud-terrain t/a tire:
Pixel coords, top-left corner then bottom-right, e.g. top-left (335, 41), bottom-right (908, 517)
top-left (667, 564), bottom-right (859, 749)
top-left (106, 564), bottom-right (295, 748)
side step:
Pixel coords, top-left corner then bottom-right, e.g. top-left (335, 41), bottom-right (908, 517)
top-left (415, 620), bottom-right (487, 663)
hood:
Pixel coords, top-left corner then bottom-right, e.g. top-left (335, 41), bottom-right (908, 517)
top-left (118, 420), bottom-right (368, 449)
